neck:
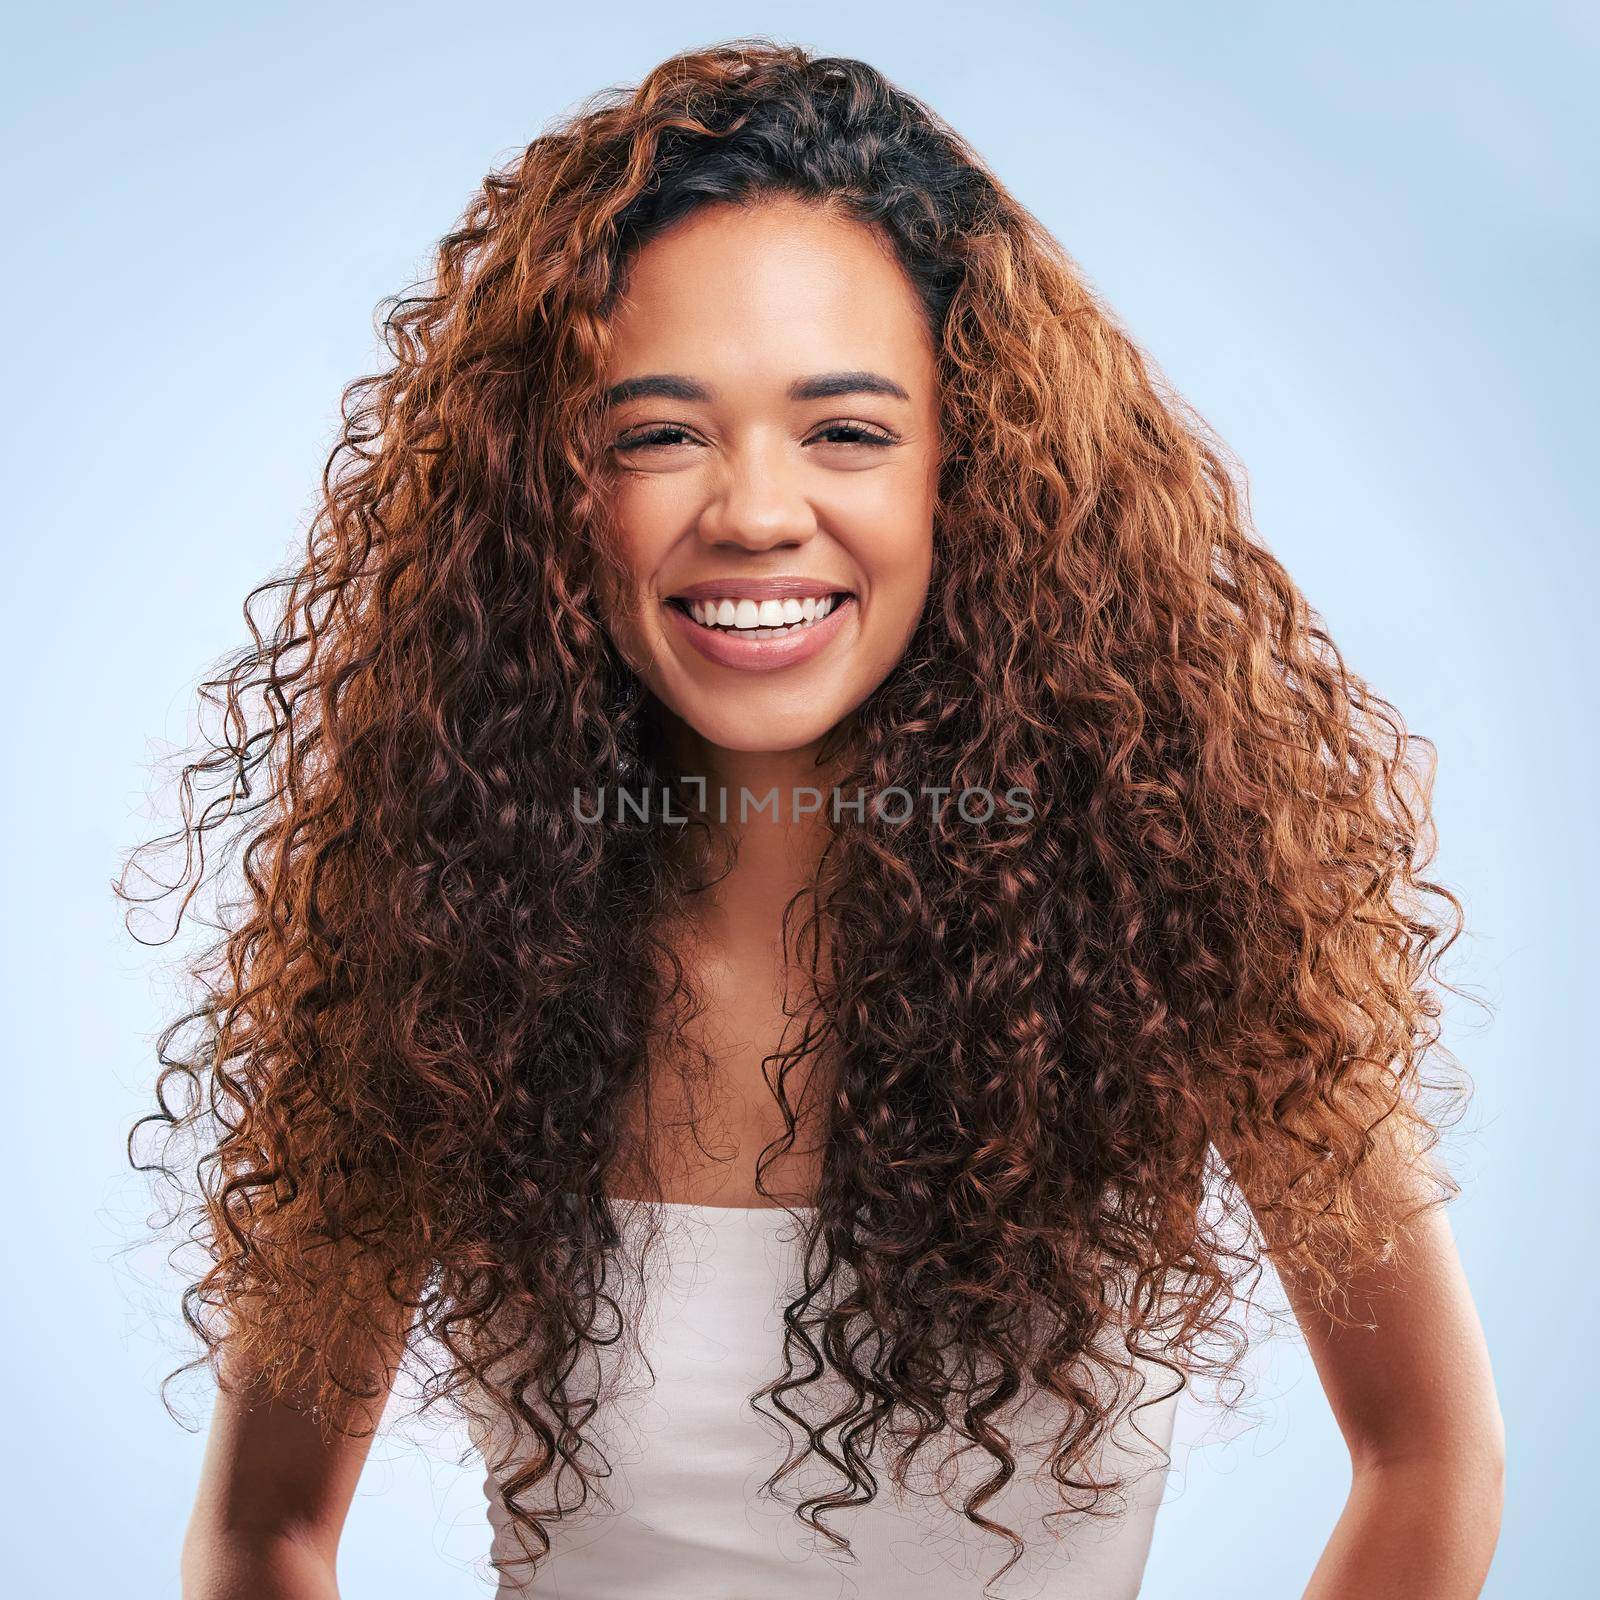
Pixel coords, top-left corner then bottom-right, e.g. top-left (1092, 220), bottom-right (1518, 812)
top-left (658, 709), bottom-right (850, 956)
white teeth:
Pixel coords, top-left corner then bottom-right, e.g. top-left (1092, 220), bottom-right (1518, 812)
top-left (684, 593), bottom-right (842, 631)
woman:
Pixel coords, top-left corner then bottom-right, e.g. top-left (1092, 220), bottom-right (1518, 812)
top-left (134, 39), bottom-right (1503, 1600)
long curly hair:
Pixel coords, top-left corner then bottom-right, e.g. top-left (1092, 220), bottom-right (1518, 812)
top-left (120, 37), bottom-right (1473, 1595)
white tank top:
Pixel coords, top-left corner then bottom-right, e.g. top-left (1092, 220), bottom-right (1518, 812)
top-left (469, 1197), bottom-right (1178, 1598)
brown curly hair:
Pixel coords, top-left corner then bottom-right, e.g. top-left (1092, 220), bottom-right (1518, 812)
top-left (120, 36), bottom-right (1473, 1595)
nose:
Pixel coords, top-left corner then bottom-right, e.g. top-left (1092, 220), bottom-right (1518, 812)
top-left (694, 436), bottom-right (817, 552)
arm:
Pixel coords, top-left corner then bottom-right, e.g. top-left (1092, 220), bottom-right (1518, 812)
top-left (1232, 1127), bottom-right (1505, 1599)
top-left (180, 1304), bottom-right (412, 1600)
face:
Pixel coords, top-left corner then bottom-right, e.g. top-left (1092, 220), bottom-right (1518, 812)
top-left (596, 196), bottom-right (941, 760)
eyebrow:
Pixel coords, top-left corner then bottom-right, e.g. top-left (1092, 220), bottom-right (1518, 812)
top-left (601, 369), bottom-right (912, 408)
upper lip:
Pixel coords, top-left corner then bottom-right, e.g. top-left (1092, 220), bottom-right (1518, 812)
top-left (666, 577), bottom-right (855, 602)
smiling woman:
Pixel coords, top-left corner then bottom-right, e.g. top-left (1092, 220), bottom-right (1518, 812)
top-left (128, 35), bottom-right (1501, 1600)
top-left (596, 197), bottom-right (940, 738)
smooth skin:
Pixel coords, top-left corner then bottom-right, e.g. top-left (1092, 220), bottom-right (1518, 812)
top-left (180, 199), bottom-right (1504, 1597)
top-left (181, 1289), bottom-right (412, 1600)
top-left (597, 195), bottom-right (942, 762)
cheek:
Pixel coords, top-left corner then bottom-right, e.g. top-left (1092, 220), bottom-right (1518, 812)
top-left (837, 477), bottom-right (934, 605)
top-left (604, 486), bottom-right (677, 604)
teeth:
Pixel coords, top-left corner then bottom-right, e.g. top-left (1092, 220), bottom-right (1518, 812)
top-left (685, 593), bottom-right (841, 631)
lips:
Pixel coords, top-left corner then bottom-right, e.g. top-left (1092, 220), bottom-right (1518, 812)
top-left (664, 589), bottom-right (857, 672)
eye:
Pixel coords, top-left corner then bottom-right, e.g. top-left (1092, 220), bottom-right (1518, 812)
top-left (809, 420), bottom-right (899, 448)
top-left (611, 423), bottom-right (699, 455)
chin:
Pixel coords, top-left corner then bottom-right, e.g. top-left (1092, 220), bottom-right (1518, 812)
top-left (670, 707), bottom-right (844, 757)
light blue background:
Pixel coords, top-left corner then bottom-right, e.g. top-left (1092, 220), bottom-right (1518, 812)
top-left (5, 2), bottom-right (1590, 1593)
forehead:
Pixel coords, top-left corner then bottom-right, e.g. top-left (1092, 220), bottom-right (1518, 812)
top-left (604, 198), bottom-right (935, 383)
